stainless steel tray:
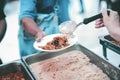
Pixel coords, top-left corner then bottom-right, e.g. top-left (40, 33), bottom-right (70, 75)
top-left (0, 60), bottom-right (34, 80)
top-left (22, 44), bottom-right (120, 80)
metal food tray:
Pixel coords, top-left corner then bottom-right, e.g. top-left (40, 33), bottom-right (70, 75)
top-left (99, 35), bottom-right (120, 59)
top-left (22, 44), bottom-right (120, 80)
top-left (0, 60), bottom-right (34, 80)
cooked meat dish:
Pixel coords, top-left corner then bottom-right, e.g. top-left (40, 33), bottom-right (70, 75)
top-left (111, 40), bottom-right (120, 46)
top-left (30, 50), bottom-right (110, 80)
top-left (0, 71), bottom-right (25, 80)
top-left (39, 36), bottom-right (69, 50)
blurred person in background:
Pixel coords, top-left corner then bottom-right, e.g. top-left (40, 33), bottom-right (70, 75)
top-left (0, 0), bottom-right (7, 43)
top-left (95, 9), bottom-right (120, 42)
top-left (18, 0), bottom-right (70, 57)
top-left (79, 0), bottom-right (85, 13)
top-left (0, 0), bottom-right (7, 64)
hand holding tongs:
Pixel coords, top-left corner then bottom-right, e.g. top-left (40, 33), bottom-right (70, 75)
top-left (59, 11), bottom-right (110, 37)
top-left (76, 10), bottom-right (110, 27)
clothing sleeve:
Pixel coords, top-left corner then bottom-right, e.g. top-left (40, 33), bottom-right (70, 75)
top-left (19, 0), bottom-right (37, 22)
top-left (57, 0), bottom-right (70, 24)
top-left (0, 0), bottom-right (6, 20)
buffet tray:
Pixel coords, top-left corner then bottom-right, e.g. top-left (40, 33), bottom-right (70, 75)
top-left (0, 60), bottom-right (34, 80)
top-left (99, 35), bottom-right (120, 59)
top-left (22, 44), bottom-right (120, 80)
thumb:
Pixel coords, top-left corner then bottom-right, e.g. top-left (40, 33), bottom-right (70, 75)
top-left (35, 37), bottom-right (41, 42)
top-left (35, 32), bottom-right (46, 42)
top-left (102, 9), bottom-right (109, 19)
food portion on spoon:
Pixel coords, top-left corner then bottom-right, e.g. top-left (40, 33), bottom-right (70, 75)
top-left (59, 21), bottom-right (77, 38)
top-left (59, 10), bottom-right (110, 37)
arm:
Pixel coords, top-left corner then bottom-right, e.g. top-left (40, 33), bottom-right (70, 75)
top-left (21, 17), bottom-right (46, 41)
top-left (95, 9), bottom-right (120, 42)
top-left (19, 0), bottom-right (46, 41)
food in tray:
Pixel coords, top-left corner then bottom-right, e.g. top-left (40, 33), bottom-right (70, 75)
top-left (38, 36), bottom-right (70, 50)
top-left (111, 40), bottom-right (120, 46)
top-left (30, 50), bottom-right (110, 80)
top-left (0, 71), bottom-right (25, 80)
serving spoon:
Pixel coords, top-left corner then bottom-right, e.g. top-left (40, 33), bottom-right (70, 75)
top-left (59, 11), bottom-right (110, 37)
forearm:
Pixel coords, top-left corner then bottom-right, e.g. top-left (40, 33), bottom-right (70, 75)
top-left (108, 26), bottom-right (120, 42)
top-left (21, 17), bottom-right (42, 37)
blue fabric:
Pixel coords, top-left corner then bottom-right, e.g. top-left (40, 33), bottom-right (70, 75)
top-left (18, 0), bottom-right (70, 57)
top-left (36, 13), bottom-right (59, 35)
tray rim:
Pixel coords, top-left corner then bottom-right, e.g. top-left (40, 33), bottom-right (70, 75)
top-left (99, 35), bottom-right (120, 48)
top-left (22, 43), bottom-right (120, 80)
top-left (0, 60), bottom-right (34, 80)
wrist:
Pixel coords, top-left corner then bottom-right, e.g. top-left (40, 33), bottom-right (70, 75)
top-left (35, 31), bottom-right (46, 42)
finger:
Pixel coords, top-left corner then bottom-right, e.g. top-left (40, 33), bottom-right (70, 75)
top-left (95, 19), bottom-right (103, 25)
top-left (109, 10), bottom-right (118, 18)
top-left (36, 34), bottom-right (47, 42)
top-left (96, 18), bottom-right (102, 22)
top-left (102, 9), bottom-right (109, 19)
top-left (95, 21), bottom-right (103, 25)
top-left (35, 32), bottom-right (46, 42)
top-left (95, 23), bottom-right (104, 28)
top-left (35, 37), bottom-right (41, 42)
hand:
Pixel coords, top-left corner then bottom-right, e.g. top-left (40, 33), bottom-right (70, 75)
top-left (102, 10), bottom-right (120, 31)
top-left (95, 9), bottom-right (120, 42)
top-left (103, 10), bottom-right (120, 42)
top-left (95, 18), bottom-right (104, 28)
top-left (35, 31), bottom-right (46, 42)
top-left (95, 9), bottom-right (120, 29)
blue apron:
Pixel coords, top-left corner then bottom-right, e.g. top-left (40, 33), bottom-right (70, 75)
top-left (18, 0), bottom-right (70, 57)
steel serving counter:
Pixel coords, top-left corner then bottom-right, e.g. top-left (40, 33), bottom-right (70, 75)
top-left (22, 44), bottom-right (120, 80)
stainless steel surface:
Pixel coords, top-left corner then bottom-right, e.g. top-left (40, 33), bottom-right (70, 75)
top-left (22, 44), bottom-right (120, 80)
top-left (99, 35), bottom-right (120, 63)
top-left (75, 21), bottom-right (83, 27)
top-left (0, 60), bottom-right (34, 80)
top-left (99, 35), bottom-right (120, 47)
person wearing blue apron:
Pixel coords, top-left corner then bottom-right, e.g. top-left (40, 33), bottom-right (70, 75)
top-left (18, 0), bottom-right (70, 57)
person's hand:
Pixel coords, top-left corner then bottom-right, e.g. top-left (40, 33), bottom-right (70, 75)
top-left (102, 10), bottom-right (120, 42)
top-left (35, 31), bottom-right (46, 42)
top-left (102, 10), bottom-right (120, 31)
top-left (95, 9), bottom-right (120, 29)
top-left (95, 9), bottom-right (120, 42)
top-left (95, 18), bottom-right (104, 28)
